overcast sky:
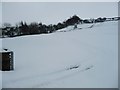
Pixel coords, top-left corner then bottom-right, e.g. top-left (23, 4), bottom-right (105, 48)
top-left (2, 2), bottom-right (118, 25)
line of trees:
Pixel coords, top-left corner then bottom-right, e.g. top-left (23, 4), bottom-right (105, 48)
top-left (1, 15), bottom-right (120, 38)
top-left (1, 15), bottom-right (82, 37)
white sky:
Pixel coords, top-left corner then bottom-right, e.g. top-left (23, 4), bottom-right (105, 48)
top-left (1, 0), bottom-right (120, 2)
top-left (1, 2), bottom-right (118, 25)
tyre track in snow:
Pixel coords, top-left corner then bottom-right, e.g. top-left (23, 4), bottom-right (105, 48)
top-left (32, 65), bottom-right (94, 88)
top-left (4, 57), bottom-right (92, 85)
top-left (5, 64), bottom-right (80, 85)
top-left (4, 62), bottom-right (94, 88)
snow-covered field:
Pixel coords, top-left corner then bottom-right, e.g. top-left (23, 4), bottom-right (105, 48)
top-left (1, 21), bottom-right (118, 88)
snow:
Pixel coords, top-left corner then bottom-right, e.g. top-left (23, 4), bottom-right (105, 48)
top-left (0, 48), bottom-right (11, 52)
top-left (2, 21), bottom-right (118, 88)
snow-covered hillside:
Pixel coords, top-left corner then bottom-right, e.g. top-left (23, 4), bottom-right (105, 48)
top-left (2, 21), bottom-right (118, 88)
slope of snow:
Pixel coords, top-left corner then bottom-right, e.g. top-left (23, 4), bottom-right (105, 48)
top-left (2, 21), bottom-right (118, 88)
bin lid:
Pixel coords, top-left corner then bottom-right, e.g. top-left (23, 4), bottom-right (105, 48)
top-left (0, 48), bottom-right (11, 53)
